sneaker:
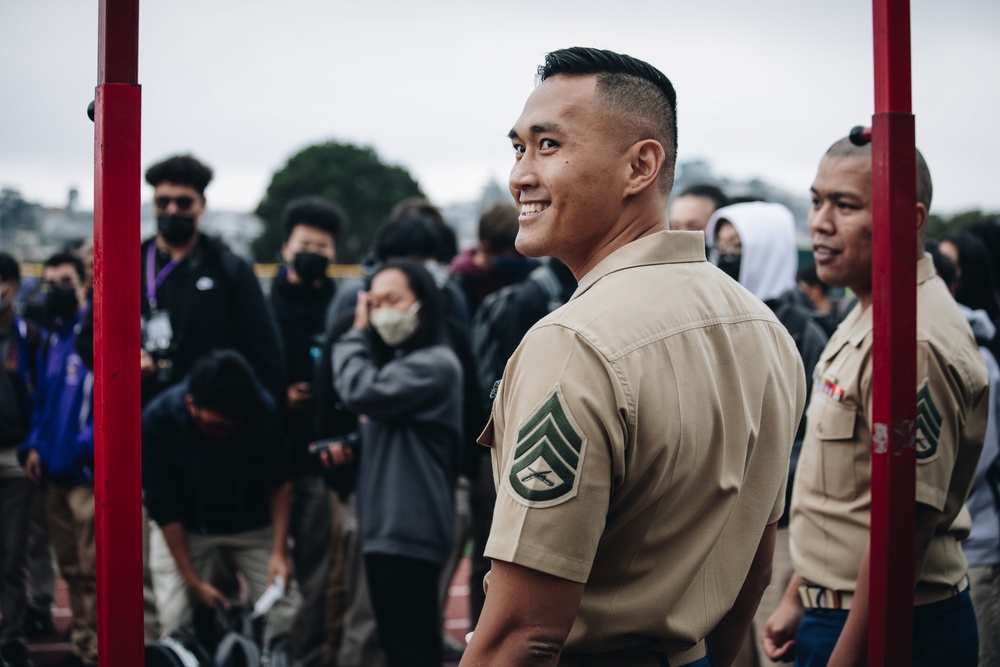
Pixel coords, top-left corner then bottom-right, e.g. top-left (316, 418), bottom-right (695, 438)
top-left (21, 607), bottom-right (56, 639)
top-left (0, 642), bottom-right (33, 667)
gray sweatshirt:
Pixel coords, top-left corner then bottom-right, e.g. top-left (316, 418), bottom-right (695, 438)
top-left (333, 328), bottom-right (463, 564)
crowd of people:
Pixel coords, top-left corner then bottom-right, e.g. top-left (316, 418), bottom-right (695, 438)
top-left (0, 45), bottom-right (997, 667)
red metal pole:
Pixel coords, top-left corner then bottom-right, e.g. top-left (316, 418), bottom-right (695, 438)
top-left (869, 0), bottom-right (917, 665)
top-left (94, 1), bottom-right (143, 664)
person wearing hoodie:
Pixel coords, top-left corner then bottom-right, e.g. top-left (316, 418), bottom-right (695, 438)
top-left (707, 201), bottom-right (828, 667)
top-left (20, 253), bottom-right (96, 667)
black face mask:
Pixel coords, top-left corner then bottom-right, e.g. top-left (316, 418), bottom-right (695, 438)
top-left (293, 252), bottom-right (329, 284)
top-left (45, 287), bottom-right (79, 322)
top-left (157, 215), bottom-right (197, 246)
top-left (717, 253), bottom-right (742, 281)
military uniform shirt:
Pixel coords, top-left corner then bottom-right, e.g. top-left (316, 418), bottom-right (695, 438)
top-left (480, 231), bottom-right (806, 653)
top-left (790, 254), bottom-right (989, 600)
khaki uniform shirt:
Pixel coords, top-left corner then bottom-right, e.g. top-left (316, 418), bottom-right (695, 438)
top-left (790, 254), bottom-right (989, 601)
top-left (480, 231), bottom-right (806, 652)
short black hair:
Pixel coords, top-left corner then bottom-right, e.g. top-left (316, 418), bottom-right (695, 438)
top-left (145, 154), bottom-right (214, 195)
top-left (282, 196), bottom-right (345, 241)
top-left (797, 264), bottom-right (829, 295)
top-left (0, 252), bottom-right (20, 283)
top-left (187, 349), bottom-right (260, 420)
top-left (538, 47), bottom-right (678, 195)
top-left (389, 198), bottom-right (457, 263)
top-left (478, 202), bottom-right (519, 252)
top-left (678, 184), bottom-right (728, 210)
top-left (824, 137), bottom-right (933, 211)
top-left (43, 252), bottom-right (85, 282)
top-left (964, 219), bottom-right (1000, 294)
top-left (368, 260), bottom-right (448, 365)
top-left (374, 211), bottom-right (453, 263)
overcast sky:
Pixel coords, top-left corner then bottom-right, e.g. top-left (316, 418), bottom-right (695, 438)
top-left (1, 0), bottom-right (997, 217)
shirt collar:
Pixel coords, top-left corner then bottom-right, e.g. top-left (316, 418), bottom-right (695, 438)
top-left (917, 252), bottom-right (935, 286)
top-left (572, 231), bottom-right (707, 301)
top-left (842, 253), bottom-right (935, 347)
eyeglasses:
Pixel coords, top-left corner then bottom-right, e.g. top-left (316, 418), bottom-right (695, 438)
top-left (154, 195), bottom-right (197, 211)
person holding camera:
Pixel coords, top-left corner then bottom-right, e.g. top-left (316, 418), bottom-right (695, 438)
top-left (142, 350), bottom-right (302, 652)
top-left (330, 260), bottom-right (463, 667)
top-left (140, 154), bottom-right (284, 407)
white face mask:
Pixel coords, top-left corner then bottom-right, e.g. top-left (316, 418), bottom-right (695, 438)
top-left (369, 301), bottom-right (421, 347)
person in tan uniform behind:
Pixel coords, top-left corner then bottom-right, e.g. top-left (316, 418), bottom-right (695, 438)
top-left (460, 46), bottom-right (806, 667)
top-left (763, 138), bottom-right (989, 666)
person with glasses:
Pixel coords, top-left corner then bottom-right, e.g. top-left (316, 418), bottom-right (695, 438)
top-left (140, 154), bottom-right (284, 407)
top-left (18, 253), bottom-right (96, 667)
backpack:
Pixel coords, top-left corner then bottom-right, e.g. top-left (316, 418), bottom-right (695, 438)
top-left (145, 637), bottom-right (212, 667)
top-left (471, 264), bottom-right (563, 414)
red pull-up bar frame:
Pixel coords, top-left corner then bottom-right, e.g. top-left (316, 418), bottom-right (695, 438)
top-left (94, 1), bottom-right (143, 664)
top-left (869, 0), bottom-right (917, 664)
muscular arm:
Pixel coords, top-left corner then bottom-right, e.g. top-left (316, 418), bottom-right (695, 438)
top-left (827, 502), bottom-right (942, 667)
top-left (460, 559), bottom-right (584, 667)
top-left (709, 522), bottom-right (777, 667)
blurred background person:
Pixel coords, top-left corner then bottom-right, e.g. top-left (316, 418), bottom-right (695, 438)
top-left (268, 195), bottom-right (345, 666)
top-left (331, 261), bottom-right (462, 667)
top-left (668, 183), bottom-right (728, 232)
top-left (938, 229), bottom-right (1000, 362)
top-left (19, 252), bottom-right (96, 667)
top-left (0, 252), bottom-right (46, 667)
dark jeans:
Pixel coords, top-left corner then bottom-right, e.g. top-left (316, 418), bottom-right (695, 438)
top-left (365, 553), bottom-right (443, 667)
top-left (795, 588), bottom-right (978, 666)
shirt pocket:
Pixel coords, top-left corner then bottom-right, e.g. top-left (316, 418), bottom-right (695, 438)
top-left (815, 397), bottom-right (862, 502)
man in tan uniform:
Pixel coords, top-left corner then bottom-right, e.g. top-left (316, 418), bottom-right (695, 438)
top-left (763, 138), bottom-right (989, 666)
top-left (460, 47), bottom-right (806, 667)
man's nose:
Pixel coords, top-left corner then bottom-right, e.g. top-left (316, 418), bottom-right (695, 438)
top-left (808, 202), bottom-right (835, 235)
top-left (509, 155), bottom-right (538, 194)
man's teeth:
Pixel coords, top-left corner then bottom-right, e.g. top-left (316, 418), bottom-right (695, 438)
top-left (521, 203), bottom-right (548, 214)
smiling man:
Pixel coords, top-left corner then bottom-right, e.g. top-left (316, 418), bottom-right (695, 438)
top-left (763, 138), bottom-right (988, 666)
top-left (461, 47), bottom-right (806, 667)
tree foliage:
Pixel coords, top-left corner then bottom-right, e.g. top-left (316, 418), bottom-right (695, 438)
top-left (925, 209), bottom-right (999, 241)
top-left (253, 141), bottom-right (424, 263)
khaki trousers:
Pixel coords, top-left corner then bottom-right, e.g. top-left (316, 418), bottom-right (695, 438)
top-left (46, 483), bottom-right (98, 665)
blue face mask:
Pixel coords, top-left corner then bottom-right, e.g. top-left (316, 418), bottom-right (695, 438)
top-left (494, 256), bottom-right (535, 283)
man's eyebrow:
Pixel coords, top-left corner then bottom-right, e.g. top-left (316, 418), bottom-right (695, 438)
top-left (508, 122), bottom-right (562, 140)
top-left (810, 186), bottom-right (864, 201)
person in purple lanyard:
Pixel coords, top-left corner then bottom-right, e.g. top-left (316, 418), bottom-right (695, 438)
top-left (19, 252), bottom-right (97, 667)
top-left (139, 154), bottom-right (285, 408)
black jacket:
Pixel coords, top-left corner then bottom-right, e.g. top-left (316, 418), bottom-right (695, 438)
top-left (140, 235), bottom-right (285, 405)
top-left (268, 269), bottom-right (335, 475)
top-left (141, 382), bottom-right (292, 535)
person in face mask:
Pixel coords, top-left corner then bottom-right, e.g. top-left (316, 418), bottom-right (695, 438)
top-left (267, 195), bottom-right (345, 666)
top-left (142, 349), bottom-right (302, 647)
top-left (19, 253), bottom-right (97, 666)
top-left (330, 260), bottom-right (463, 667)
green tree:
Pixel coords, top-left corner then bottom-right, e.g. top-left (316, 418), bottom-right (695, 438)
top-left (254, 141), bottom-right (424, 263)
top-left (925, 209), bottom-right (999, 241)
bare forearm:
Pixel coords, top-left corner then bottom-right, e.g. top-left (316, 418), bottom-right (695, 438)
top-left (709, 522), bottom-right (776, 667)
top-left (161, 522), bottom-right (198, 585)
top-left (269, 482), bottom-right (292, 554)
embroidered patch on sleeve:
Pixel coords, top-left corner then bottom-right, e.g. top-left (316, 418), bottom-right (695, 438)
top-left (916, 383), bottom-right (942, 460)
top-left (505, 385), bottom-right (587, 508)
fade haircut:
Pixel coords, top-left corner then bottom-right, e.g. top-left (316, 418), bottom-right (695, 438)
top-left (824, 137), bottom-right (933, 211)
top-left (478, 202), bottom-right (519, 252)
top-left (538, 47), bottom-right (678, 195)
top-left (282, 195), bottom-right (345, 241)
top-left (145, 154), bottom-right (214, 195)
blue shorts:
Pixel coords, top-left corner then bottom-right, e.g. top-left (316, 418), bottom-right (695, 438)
top-left (794, 588), bottom-right (978, 666)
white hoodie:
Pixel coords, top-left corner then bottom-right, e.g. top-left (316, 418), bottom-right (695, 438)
top-left (706, 201), bottom-right (798, 302)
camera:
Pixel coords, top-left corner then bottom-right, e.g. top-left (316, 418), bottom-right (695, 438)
top-left (309, 431), bottom-right (360, 458)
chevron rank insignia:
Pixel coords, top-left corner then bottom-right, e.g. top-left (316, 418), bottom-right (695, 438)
top-left (916, 383), bottom-right (942, 460)
top-left (506, 385), bottom-right (587, 508)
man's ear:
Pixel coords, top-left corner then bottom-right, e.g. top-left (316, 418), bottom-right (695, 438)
top-left (916, 202), bottom-right (928, 236)
top-left (624, 139), bottom-right (665, 198)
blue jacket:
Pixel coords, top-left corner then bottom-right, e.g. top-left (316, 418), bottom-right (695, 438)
top-left (1, 315), bottom-right (45, 450)
top-left (20, 312), bottom-right (94, 486)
